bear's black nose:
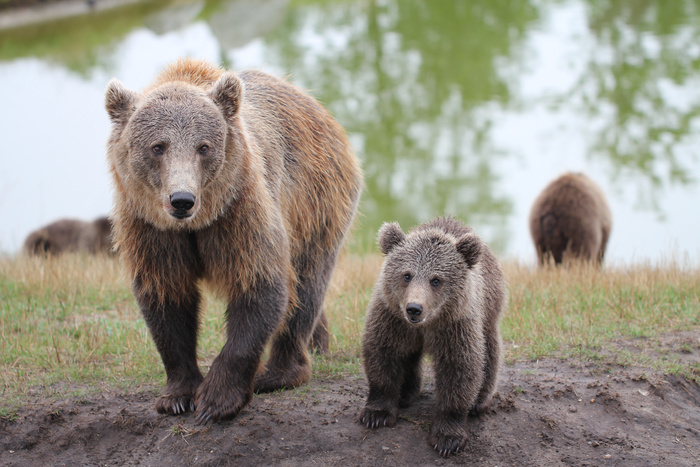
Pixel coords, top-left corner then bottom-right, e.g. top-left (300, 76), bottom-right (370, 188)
top-left (406, 303), bottom-right (423, 318)
top-left (170, 192), bottom-right (195, 211)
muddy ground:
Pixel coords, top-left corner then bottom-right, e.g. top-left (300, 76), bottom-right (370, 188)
top-left (2, 332), bottom-right (699, 466)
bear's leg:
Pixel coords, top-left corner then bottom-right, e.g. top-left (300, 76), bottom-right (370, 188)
top-left (429, 325), bottom-right (485, 457)
top-left (399, 349), bottom-right (423, 408)
top-left (254, 248), bottom-right (339, 393)
top-left (472, 322), bottom-right (502, 415)
top-left (360, 311), bottom-right (421, 429)
top-left (135, 280), bottom-right (203, 415)
top-left (360, 350), bottom-right (407, 429)
top-left (309, 310), bottom-right (330, 354)
top-left (195, 276), bottom-right (288, 423)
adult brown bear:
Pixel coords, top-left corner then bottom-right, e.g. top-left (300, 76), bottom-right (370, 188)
top-left (529, 172), bottom-right (612, 265)
top-left (104, 59), bottom-right (362, 422)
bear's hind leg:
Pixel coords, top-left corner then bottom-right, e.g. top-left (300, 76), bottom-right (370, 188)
top-left (135, 279), bottom-right (203, 415)
top-left (309, 310), bottom-right (330, 354)
top-left (254, 248), bottom-right (339, 393)
top-left (399, 349), bottom-right (423, 408)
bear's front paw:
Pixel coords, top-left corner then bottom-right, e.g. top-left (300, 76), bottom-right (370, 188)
top-left (359, 407), bottom-right (398, 429)
top-left (194, 369), bottom-right (252, 424)
top-left (428, 425), bottom-right (468, 457)
top-left (155, 393), bottom-right (196, 415)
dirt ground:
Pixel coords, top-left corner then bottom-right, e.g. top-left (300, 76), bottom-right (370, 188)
top-left (2, 332), bottom-right (699, 466)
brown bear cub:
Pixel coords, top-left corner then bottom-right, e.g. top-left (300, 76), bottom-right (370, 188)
top-left (360, 217), bottom-right (506, 457)
top-left (104, 59), bottom-right (362, 423)
top-left (529, 172), bottom-right (612, 266)
top-left (24, 216), bottom-right (113, 256)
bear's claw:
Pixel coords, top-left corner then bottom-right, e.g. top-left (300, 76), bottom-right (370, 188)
top-left (359, 407), bottom-right (398, 429)
top-left (194, 368), bottom-right (251, 424)
top-left (429, 432), bottom-right (467, 457)
top-left (155, 393), bottom-right (196, 416)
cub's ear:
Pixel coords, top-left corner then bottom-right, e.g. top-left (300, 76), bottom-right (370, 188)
top-left (210, 71), bottom-right (244, 122)
top-left (105, 79), bottom-right (137, 126)
top-left (378, 222), bottom-right (405, 255)
top-left (456, 234), bottom-right (482, 269)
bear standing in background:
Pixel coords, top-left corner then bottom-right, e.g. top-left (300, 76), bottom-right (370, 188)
top-left (529, 172), bottom-right (612, 266)
top-left (24, 216), bottom-right (112, 256)
top-left (104, 59), bottom-right (362, 423)
top-left (360, 217), bottom-right (506, 457)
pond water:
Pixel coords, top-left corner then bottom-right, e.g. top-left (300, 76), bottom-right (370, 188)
top-left (1, 0), bottom-right (699, 264)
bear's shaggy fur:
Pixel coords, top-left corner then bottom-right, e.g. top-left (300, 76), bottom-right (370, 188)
top-left (23, 216), bottom-right (112, 256)
top-left (104, 59), bottom-right (362, 422)
top-left (360, 217), bottom-right (506, 457)
top-left (529, 172), bottom-right (612, 265)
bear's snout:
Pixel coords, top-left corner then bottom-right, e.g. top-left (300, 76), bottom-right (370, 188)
top-left (405, 303), bottom-right (423, 323)
top-left (169, 191), bottom-right (196, 219)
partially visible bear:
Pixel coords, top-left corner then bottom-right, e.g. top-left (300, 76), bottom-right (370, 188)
top-left (529, 172), bottom-right (612, 265)
top-left (360, 217), bottom-right (506, 457)
top-left (104, 59), bottom-right (362, 423)
top-left (23, 216), bottom-right (113, 256)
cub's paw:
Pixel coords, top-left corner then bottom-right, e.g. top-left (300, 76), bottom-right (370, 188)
top-left (428, 427), bottom-right (468, 457)
top-left (470, 398), bottom-right (494, 415)
top-left (254, 361), bottom-right (311, 394)
top-left (155, 393), bottom-right (196, 415)
top-left (194, 369), bottom-right (251, 424)
top-left (359, 407), bottom-right (398, 429)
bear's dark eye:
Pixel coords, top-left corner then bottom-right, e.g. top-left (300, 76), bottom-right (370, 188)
top-left (403, 273), bottom-right (412, 283)
top-left (430, 278), bottom-right (441, 287)
top-left (198, 144), bottom-right (209, 155)
top-left (152, 144), bottom-right (164, 155)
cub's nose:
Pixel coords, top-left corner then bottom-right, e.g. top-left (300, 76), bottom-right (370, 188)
top-left (170, 192), bottom-right (195, 211)
top-left (406, 303), bottom-right (423, 320)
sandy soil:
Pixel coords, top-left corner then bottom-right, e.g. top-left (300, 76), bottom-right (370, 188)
top-left (1, 332), bottom-right (699, 466)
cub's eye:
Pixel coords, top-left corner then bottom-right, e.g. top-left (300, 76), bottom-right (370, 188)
top-left (403, 273), bottom-right (412, 283)
top-left (430, 278), bottom-right (441, 287)
top-left (198, 144), bottom-right (209, 155)
top-left (152, 144), bottom-right (164, 155)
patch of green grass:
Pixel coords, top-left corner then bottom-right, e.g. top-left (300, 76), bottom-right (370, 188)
top-left (312, 351), bottom-right (362, 379)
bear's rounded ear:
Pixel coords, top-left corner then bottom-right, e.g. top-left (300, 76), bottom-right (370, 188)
top-left (105, 79), bottom-right (137, 126)
top-left (456, 234), bottom-right (482, 269)
top-left (210, 71), bottom-right (244, 122)
top-left (378, 222), bottom-right (405, 255)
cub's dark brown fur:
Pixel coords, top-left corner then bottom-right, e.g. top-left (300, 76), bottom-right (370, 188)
top-left (105, 59), bottom-right (362, 422)
top-left (24, 216), bottom-right (112, 256)
top-left (529, 172), bottom-right (612, 265)
top-left (360, 217), bottom-right (506, 457)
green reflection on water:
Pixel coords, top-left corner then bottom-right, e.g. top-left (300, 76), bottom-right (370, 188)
top-left (261, 0), bottom-right (542, 251)
top-left (2, 0), bottom-right (698, 252)
top-left (566, 0), bottom-right (700, 214)
top-left (0, 0), bottom-right (185, 74)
